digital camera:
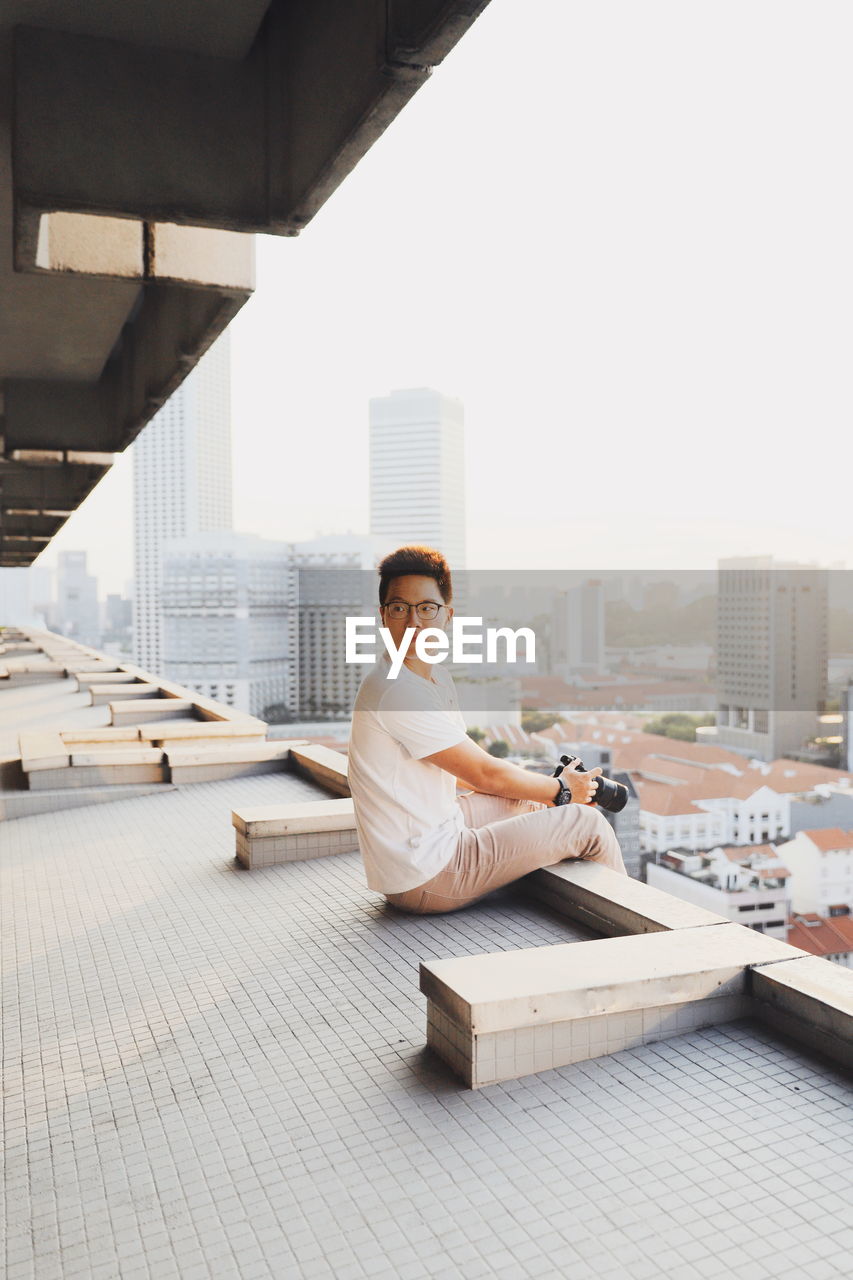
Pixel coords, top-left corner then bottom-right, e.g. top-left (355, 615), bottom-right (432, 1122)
top-left (553, 754), bottom-right (629, 813)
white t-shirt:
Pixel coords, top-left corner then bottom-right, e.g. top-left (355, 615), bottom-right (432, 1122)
top-left (348, 655), bottom-right (469, 894)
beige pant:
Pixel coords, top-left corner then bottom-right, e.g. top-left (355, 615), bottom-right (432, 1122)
top-left (386, 792), bottom-right (627, 914)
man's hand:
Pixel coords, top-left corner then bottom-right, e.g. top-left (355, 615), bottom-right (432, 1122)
top-left (560, 764), bottom-right (601, 805)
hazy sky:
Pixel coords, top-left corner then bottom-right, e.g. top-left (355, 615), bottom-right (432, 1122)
top-left (39, 0), bottom-right (853, 594)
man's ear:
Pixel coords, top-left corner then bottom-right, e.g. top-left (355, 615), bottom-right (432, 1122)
top-left (444, 605), bottom-right (454, 629)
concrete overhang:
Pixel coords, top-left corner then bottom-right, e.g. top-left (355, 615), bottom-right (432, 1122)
top-left (0, 0), bottom-right (491, 564)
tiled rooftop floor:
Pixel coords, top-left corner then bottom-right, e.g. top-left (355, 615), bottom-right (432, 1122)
top-left (3, 773), bottom-right (852, 1279)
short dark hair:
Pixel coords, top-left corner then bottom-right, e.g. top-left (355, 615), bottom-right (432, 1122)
top-left (378, 545), bottom-right (453, 606)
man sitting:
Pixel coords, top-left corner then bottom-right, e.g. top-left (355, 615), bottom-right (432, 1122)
top-left (348, 545), bottom-right (626, 914)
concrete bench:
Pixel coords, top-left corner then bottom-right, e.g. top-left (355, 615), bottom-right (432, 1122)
top-left (29, 741), bottom-right (167, 789)
top-left (19, 731), bottom-right (70, 771)
top-left (111, 698), bottom-right (193, 726)
top-left (289, 744), bottom-right (349, 796)
top-left (166, 739), bottom-right (307, 784)
top-left (232, 798), bottom-right (358, 868)
top-left (421, 923), bottom-right (806, 1089)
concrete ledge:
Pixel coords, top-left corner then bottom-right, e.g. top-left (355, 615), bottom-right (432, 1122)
top-left (3, 668), bottom-right (65, 686)
top-left (61, 727), bottom-right (141, 743)
top-left (750, 956), bottom-right (853, 1073)
top-left (90, 683), bottom-right (160, 705)
top-left (19, 731), bottom-right (69, 771)
top-left (111, 698), bottom-right (193, 725)
top-left (166, 740), bottom-right (308, 784)
top-left (76, 671), bottom-right (138, 685)
top-left (524, 862), bottom-right (730, 936)
top-left (136, 720), bottom-right (266, 743)
top-left (28, 762), bottom-right (167, 789)
top-left (231, 797), bottom-right (357, 869)
top-left (69, 748), bottom-right (163, 767)
top-left (166, 741), bottom-right (305, 768)
top-left (421, 925), bottom-right (807, 1088)
top-left (289, 744), bottom-right (349, 796)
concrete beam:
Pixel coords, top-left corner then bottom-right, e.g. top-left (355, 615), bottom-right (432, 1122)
top-left (13, 0), bottom-right (491, 238)
top-left (3, 280), bottom-right (243, 454)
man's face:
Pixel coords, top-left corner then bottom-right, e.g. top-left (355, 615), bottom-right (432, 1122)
top-left (380, 574), bottom-right (452, 657)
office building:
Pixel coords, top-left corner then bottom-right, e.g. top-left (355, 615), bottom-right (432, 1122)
top-left (292, 535), bottom-right (382, 720)
top-left (56, 551), bottom-right (100, 646)
top-left (0, 566), bottom-right (51, 628)
top-left (161, 532), bottom-right (295, 717)
top-left (716, 557), bottom-right (828, 761)
top-left (133, 333), bottom-right (233, 674)
top-left (551, 579), bottom-right (605, 675)
top-left (369, 387), bottom-right (466, 567)
top-left (101, 593), bottom-right (135, 661)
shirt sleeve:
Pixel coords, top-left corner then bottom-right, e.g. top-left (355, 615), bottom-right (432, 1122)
top-left (376, 682), bottom-right (468, 761)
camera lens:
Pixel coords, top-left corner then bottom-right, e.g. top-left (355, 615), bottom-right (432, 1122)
top-left (593, 775), bottom-right (628, 813)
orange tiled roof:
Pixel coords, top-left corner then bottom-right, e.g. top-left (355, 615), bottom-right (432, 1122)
top-left (787, 914), bottom-right (853, 957)
top-left (632, 778), bottom-right (729, 817)
top-left (800, 827), bottom-right (853, 852)
top-left (719, 844), bottom-right (778, 862)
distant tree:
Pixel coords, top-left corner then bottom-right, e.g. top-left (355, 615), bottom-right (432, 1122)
top-left (829, 609), bottom-right (853, 651)
top-left (467, 727), bottom-right (485, 743)
top-left (643, 712), bottom-right (715, 741)
top-left (264, 703), bottom-right (298, 724)
top-left (488, 739), bottom-right (509, 758)
top-left (521, 710), bottom-right (557, 733)
top-left (605, 595), bottom-right (716, 648)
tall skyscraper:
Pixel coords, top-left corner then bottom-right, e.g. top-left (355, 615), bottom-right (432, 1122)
top-left (133, 333), bottom-right (232, 674)
top-left (369, 388), bottom-right (466, 567)
top-left (716, 556), bottom-right (828, 761)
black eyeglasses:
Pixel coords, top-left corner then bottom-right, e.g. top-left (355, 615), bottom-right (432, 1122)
top-left (382, 600), bottom-right (445, 621)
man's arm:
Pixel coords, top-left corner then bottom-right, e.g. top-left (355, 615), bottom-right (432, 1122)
top-left (424, 736), bottom-right (601, 805)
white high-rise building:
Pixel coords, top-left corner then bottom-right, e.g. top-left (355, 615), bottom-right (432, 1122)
top-left (369, 388), bottom-right (466, 568)
top-left (133, 333), bottom-right (232, 674)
